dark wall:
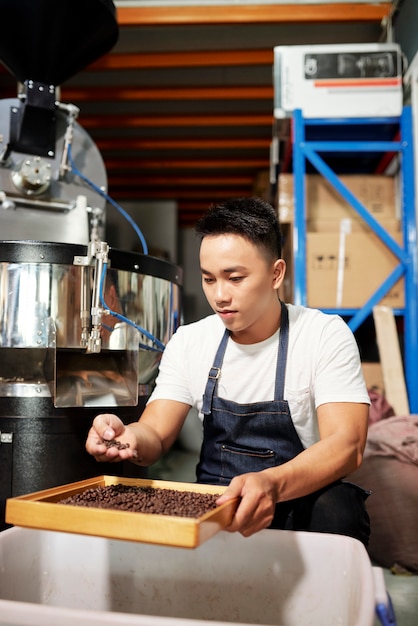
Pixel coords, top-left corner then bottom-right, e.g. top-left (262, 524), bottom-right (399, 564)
top-left (395, 0), bottom-right (418, 65)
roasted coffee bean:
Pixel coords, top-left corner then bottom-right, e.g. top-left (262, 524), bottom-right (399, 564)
top-left (59, 484), bottom-right (220, 517)
top-left (99, 438), bottom-right (139, 458)
top-left (100, 438), bottom-right (130, 450)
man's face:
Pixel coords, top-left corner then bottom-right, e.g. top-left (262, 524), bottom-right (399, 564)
top-left (199, 234), bottom-right (284, 343)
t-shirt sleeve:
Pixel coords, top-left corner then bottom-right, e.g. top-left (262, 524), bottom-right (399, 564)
top-left (313, 316), bottom-right (370, 408)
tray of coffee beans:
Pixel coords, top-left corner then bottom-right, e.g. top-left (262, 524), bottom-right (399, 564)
top-left (5, 476), bottom-right (239, 548)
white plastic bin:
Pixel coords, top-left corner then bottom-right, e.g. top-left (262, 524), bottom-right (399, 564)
top-left (0, 527), bottom-right (376, 625)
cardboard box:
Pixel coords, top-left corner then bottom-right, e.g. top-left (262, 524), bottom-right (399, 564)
top-left (307, 174), bottom-right (398, 224)
top-left (277, 174), bottom-right (399, 228)
top-left (361, 362), bottom-right (385, 393)
top-left (306, 231), bottom-right (404, 308)
top-left (307, 218), bottom-right (400, 234)
top-left (274, 43), bottom-right (403, 119)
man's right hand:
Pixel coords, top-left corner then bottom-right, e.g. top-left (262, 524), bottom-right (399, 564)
top-left (85, 413), bottom-right (139, 462)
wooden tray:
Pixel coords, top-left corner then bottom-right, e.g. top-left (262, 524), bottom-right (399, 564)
top-left (5, 475), bottom-right (238, 549)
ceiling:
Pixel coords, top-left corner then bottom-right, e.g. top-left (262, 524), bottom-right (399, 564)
top-left (0, 1), bottom-right (395, 228)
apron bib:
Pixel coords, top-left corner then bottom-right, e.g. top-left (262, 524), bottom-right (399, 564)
top-left (197, 301), bottom-right (305, 485)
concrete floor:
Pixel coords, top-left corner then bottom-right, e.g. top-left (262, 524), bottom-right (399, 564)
top-left (150, 445), bottom-right (418, 626)
top-left (374, 569), bottom-right (418, 626)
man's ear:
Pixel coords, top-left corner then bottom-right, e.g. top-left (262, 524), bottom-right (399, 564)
top-left (106, 284), bottom-right (118, 309)
top-left (273, 258), bottom-right (286, 289)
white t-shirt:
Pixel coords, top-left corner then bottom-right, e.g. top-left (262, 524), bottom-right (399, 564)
top-left (148, 304), bottom-right (370, 448)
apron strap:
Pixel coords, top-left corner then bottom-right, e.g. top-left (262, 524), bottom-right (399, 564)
top-left (274, 300), bottom-right (289, 401)
top-left (201, 328), bottom-right (229, 414)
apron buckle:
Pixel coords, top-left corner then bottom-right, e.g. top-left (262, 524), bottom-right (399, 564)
top-left (208, 367), bottom-right (221, 380)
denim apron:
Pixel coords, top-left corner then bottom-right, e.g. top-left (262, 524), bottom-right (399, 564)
top-left (196, 300), bottom-right (371, 542)
top-left (196, 300), bottom-right (305, 486)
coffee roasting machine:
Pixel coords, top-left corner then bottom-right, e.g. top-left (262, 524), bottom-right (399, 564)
top-left (0, 0), bottom-right (183, 528)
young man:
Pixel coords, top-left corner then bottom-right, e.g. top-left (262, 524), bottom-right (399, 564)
top-left (86, 197), bottom-right (370, 545)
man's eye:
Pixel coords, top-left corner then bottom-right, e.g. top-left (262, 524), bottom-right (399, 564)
top-left (230, 276), bottom-right (243, 282)
top-left (203, 277), bottom-right (214, 284)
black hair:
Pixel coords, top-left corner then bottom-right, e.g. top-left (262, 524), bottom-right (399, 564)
top-left (194, 197), bottom-right (282, 261)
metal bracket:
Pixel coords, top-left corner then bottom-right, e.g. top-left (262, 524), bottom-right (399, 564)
top-left (0, 432), bottom-right (13, 444)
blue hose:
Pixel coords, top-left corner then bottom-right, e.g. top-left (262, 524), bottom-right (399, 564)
top-left (100, 264), bottom-right (165, 352)
top-left (67, 143), bottom-right (149, 255)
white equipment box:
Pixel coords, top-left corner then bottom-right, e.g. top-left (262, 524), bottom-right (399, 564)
top-left (274, 43), bottom-right (403, 119)
top-left (0, 526), bottom-right (381, 625)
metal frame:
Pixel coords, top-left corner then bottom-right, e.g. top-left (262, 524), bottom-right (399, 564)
top-left (292, 106), bottom-right (418, 412)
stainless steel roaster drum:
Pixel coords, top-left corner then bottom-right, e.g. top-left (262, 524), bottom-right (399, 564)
top-left (0, 240), bottom-right (183, 528)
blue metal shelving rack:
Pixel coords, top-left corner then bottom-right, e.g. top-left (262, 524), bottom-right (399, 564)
top-left (292, 106), bottom-right (418, 412)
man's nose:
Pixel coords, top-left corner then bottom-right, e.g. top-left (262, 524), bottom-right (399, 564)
top-left (215, 281), bottom-right (230, 303)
